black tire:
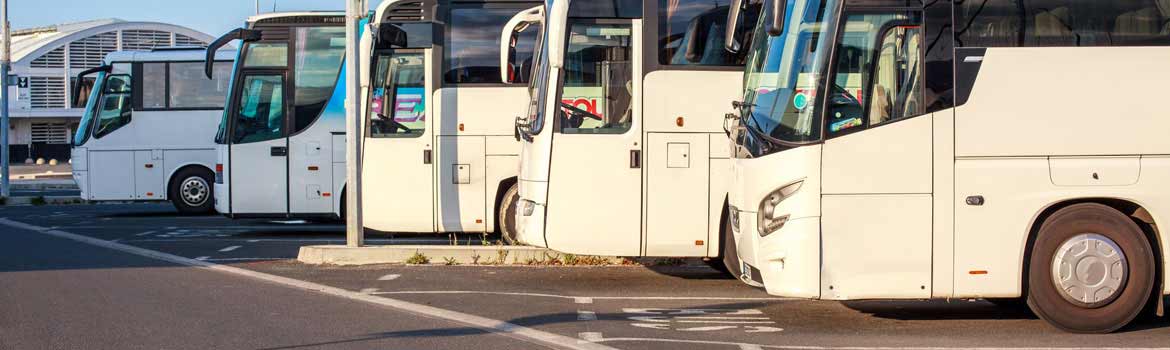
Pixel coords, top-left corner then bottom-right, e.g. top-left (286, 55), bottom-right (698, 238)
top-left (170, 167), bottom-right (214, 215)
top-left (1026, 203), bottom-right (1156, 333)
top-left (718, 211), bottom-right (744, 278)
top-left (497, 183), bottom-right (520, 245)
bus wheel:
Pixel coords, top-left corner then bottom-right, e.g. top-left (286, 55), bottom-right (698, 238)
top-left (1026, 203), bottom-right (1156, 333)
top-left (498, 183), bottom-right (520, 245)
top-left (170, 168), bottom-right (214, 215)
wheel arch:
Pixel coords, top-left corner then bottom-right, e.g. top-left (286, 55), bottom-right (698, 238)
top-left (492, 176), bottom-right (520, 233)
top-left (1020, 197), bottom-right (1165, 314)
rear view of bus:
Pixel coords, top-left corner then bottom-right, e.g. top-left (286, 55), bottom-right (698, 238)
top-left (72, 48), bottom-right (234, 214)
top-left (359, 0), bottom-right (541, 241)
top-left (725, 0), bottom-right (1170, 333)
top-left (206, 13), bottom-right (348, 220)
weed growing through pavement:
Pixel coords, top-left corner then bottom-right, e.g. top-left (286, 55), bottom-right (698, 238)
top-left (562, 253), bottom-right (578, 265)
top-left (405, 252), bottom-right (431, 265)
top-left (30, 196), bottom-right (47, 206)
top-left (443, 256), bottom-right (459, 265)
top-left (470, 253), bottom-right (482, 264)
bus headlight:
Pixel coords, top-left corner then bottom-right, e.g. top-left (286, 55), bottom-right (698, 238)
top-left (758, 181), bottom-right (802, 237)
top-left (728, 205), bottom-right (741, 234)
top-left (521, 199), bottom-right (536, 216)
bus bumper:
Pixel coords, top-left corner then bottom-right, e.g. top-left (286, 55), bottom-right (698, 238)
top-left (515, 180), bottom-right (548, 248)
top-left (742, 211), bottom-right (822, 299)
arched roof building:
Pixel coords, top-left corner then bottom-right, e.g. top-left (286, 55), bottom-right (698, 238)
top-left (5, 19), bottom-right (214, 162)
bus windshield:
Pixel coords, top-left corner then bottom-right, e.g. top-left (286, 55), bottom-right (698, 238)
top-left (741, 0), bottom-right (838, 144)
top-left (74, 72), bottom-right (107, 146)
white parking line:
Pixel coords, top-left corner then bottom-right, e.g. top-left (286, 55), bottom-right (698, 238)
top-left (219, 245), bottom-right (241, 252)
top-left (135, 231), bottom-right (157, 236)
top-left (0, 218), bottom-right (616, 350)
top-left (195, 256), bottom-right (210, 261)
top-left (378, 274), bottom-right (401, 281)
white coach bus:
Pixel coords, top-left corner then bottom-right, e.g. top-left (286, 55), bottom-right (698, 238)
top-left (511, 0), bottom-right (757, 261)
top-left (360, 0), bottom-right (541, 242)
top-left (724, 0), bottom-right (1170, 333)
top-left (71, 48), bottom-right (235, 213)
top-left (205, 12), bottom-right (350, 220)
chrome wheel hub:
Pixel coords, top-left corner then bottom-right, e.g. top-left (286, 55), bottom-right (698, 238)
top-left (1052, 233), bottom-right (1127, 308)
top-left (180, 176), bottom-right (210, 207)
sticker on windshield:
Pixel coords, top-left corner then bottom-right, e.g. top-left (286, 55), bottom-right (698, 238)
top-left (792, 92), bottom-right (809, 110)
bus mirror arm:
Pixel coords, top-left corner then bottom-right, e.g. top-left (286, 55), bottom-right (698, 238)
top-left (765, 0), bottom-right (786, 37)
top-left (725, 0), bottom-right (745, 52)
top-left (205, 28), bottom-right (262, 79)
top-left (72, 65), bottom-right (111, 109)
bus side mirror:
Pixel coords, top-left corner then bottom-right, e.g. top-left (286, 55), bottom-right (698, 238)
top-left (766, 0), bottom-right (786, 37)
top-left (378, 24), bottom-right (409, 48)
top-left (206, 28), bottom-right (261, 79)
top-left (725, 0), bottom-right (745, 52)
top-left (500, 6), bottom-right (543, 83)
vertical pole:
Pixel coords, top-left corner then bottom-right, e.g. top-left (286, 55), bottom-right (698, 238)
top-left (1, 0), bottom-right (11, 199)
top-left (344, 0), bottom-right (365, 247)
top-left (255, 0), bottom-right (260, 15)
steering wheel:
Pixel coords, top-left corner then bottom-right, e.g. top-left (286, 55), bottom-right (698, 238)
top-left (560, 102), bottom-right (603, 121)
top-left (375, 114), bottom-right (414, 134)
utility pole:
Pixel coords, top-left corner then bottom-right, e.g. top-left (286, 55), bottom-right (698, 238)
top-left (1, 0), bottom-right (11, 199)
top-left (344, 0), bottom-right (366, 247)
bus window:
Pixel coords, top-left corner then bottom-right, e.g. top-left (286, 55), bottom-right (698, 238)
top-left (293, 27), bottom-right (346, 133)
top-left (825, 12), bottom-right (922, 135)
top-left (170, 62), bottom-right (232, 109)
top-left (142, 63), bottom-right (167, 109)
top-left (369, 53), bottom-right (426, 138)
top-left (244, 43), bottom-right (289, 67)
top-left (559, 23), bottom-right (633, 135)
top-left (658, 0), bottom-right (741, 66)
top-left (234, 75), bottom-right (286, 143)
top-left (446, 6), bottom-right (538, 84)
top-left (92, 74), bottom-right (132, 138)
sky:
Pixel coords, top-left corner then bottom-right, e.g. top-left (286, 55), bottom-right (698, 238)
top-left (10, 0), bottom-right (375, 37)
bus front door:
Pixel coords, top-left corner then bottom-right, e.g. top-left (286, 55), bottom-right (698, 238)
top-left (544, 20), bottom-right (642, 256)
top-left (229, 72), bottom-right (291, 216)
top-left (363, 50), bottom-right (436, 232)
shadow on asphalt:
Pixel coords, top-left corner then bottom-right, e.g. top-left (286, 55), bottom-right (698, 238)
top-left (255, 328), bottom-right (493, 350)
top-left (842, 297), bottom-right (1170, 332)
top-left (99, 210), bottom-right (214, 218)
top-left (643, 265), bottom-right (738, 280)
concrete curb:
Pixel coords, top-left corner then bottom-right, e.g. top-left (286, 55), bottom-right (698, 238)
top-left (298, 245), bottom-right (569, 266)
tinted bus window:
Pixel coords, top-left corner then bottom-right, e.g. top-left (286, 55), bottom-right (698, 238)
top-left (445, 6), bottom-right (536, 84)
top-left (957, 0), bottom-right (1170, 47)
top-left (142, 63), bottom-right (167, 109)
top-left (170, 62), bottom-right (232, 109)
top-left (293, 27), bottom-right (346, 132)
top-left (658, 0), bottom-right (741, 66)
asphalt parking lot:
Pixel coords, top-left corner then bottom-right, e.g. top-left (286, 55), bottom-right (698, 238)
top-left (2, 203), bottom-right (1169, 349)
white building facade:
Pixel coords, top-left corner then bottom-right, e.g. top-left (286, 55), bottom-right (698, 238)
top-left (6, 19), bottom-right (213, 163)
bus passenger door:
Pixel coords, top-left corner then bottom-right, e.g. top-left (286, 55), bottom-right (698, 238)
top-left (545, 21), bottom-right (642, 256)
top-left (362, 50), bottom-right (435, 232)
top-left (229, 73), bottom-right (290, 215)
top-left (819, 13), bottom-right (932, 299)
